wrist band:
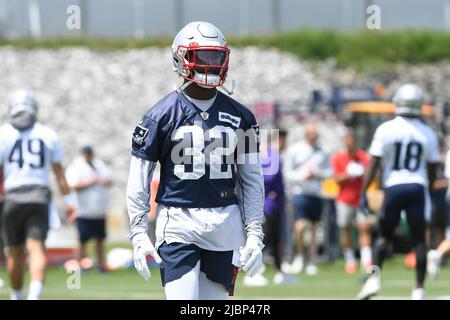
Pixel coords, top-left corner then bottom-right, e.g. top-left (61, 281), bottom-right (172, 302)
top-left (63, 194), bottom-right (76, 206)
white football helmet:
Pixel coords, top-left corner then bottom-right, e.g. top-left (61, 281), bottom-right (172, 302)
top-left (8, 89), bottom-right (38, 130)
top-left (392, 83), bottom-right (424, 116)
top-left (172, 21), bottom-right (230, 89)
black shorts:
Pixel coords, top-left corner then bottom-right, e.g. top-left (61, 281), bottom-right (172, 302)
top-left (76, 217), bottom-right (106, 244)
top-left (2, 201), bottom-right (49, 247)
top-left (292, 194), bottom-right (323, 222)
top-left (158, 242), bottom-right (239, 296)
top-left (429, 189), bottom-right (448, 228)
top-left (382, 183), bottom-right (426, 223)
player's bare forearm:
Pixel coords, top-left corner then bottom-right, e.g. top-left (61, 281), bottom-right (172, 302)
top-left (334, 172), bottom-right (351, 185)
top-left (52, 163), bottom-right (71, 196)
top-left (71, 179), bottom-right (96, 191)
top-left (427, 162), bottom-right (438, 194)
top-left (361, 156), bottom-right (380, 194)
top-left (433, 179), bottom-right (448, 190)
top-left (101, 178), bottom-right (113, 187)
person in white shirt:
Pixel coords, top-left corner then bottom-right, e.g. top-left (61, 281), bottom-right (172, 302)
top-left (0, 90), bottom-right (76, 300)
top-left (358, 84), bottom-right (440, 300)
top-left (66, 146), bottom-right (112, 273)
top-left (283, 122), bottom-right (331, 276)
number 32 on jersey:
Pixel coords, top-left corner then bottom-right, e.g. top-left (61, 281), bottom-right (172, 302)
top-left (171, 125), bottom-right (237, 180)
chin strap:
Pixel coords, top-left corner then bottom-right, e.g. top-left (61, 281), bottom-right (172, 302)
top-left (220, 79), bottom-right (235, 96)
top-left (178, 80), bottom-right (193, 92)
top-left (175, 77), bottom-right (236, 96)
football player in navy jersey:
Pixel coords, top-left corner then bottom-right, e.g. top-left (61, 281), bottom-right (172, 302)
top-left (127, 21), bottom-right (265, 299)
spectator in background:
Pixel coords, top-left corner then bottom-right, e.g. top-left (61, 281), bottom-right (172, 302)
top-left (0, 169), bottom-right (5, 297)
top-left (0, 171), bottom-right (3, 289)
top-left (245, 130), bottom-right (293, 286)
top-left (0, 170), bottom-right (4, 263)
top-left (331, 129), bottom-right (372, 274)
top-left (427, 140), bottom-right (450, 278)
top-left (428, 138), bottom-right (448, 249)
top-left (284, 123), bottom-right (331, 276)
top-left (66, 146), bottom-right (112, 273)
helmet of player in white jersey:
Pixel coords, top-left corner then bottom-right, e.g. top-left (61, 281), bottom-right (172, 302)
top-left (172, 21), bottom-right (230, 89)
top-left (392, 83), bottom-right (424, 117)
top-left (8, 89), bottom-right (38, 131)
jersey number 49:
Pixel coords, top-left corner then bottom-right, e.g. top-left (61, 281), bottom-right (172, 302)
top-left (8, 139), bottom-right (45, 169)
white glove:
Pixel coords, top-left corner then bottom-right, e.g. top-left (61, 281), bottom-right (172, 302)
top-left (131, 233), bottom-right (162, 281)
top-left (239, 236), bottom-right (263, 277)
top-left (346, 161), bottom-right (364, 178)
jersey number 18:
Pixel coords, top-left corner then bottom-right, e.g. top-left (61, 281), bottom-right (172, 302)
top-left (392, 141), bottom-right (423, 172)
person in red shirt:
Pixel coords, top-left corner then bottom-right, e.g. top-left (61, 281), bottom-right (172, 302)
top-left (332, 129), bottom-right (372, 273)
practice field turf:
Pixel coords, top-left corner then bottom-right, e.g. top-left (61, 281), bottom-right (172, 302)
top-left (0, 255), bottom-right (449, 300)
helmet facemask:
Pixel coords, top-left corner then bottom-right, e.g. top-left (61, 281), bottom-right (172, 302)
top-left (8, 90), bottom-right (38, 131)
top-left (9, 104), bottom-right (37, 131)
top-left (175, 44), bottom-right (230, 89)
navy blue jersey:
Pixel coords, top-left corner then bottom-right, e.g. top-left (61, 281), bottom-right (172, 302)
top-left (131, 90), bottom-right (260, 208)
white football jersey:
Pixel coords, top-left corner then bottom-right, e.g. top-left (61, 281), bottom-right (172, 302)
top-left (0, 123), bottom-right (63, 191)
top-left (369, 116), bottom-right (440, 188)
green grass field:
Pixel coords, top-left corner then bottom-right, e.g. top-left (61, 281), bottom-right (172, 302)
top-left (0, 254), bottom-right (449, 300)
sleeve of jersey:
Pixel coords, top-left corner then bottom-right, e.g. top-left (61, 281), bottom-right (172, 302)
top-left (236, 157), bottom-right (265, 243)
top-left (235, 113), bottom-right (264, 243)
top-left (445, 150), bottom-right (450, 179)
top-left (0, 128), bottom-right (7, 165)
top-left (126, 155), bottom-right (156, 239)
top-left (131, 116), bottom-right (160, 162)
top-left (368, 126), bottom-right (384, 157)
top-left (51, 133), bottom-right (64, 163)
top-left (427, 131), bottom-right (440, 163)
top-left (0, 138), bottom-right (4, 165)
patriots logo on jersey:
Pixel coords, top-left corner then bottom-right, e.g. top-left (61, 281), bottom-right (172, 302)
top-left (132, 125), bottom-right (149, 146)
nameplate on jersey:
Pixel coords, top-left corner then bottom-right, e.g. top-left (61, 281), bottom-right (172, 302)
top-left (132, 125), bottom-right (149, 145)
top-left (218, 112), bottom-right (241, 128)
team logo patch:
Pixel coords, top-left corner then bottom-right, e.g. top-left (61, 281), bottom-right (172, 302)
top-left (132, 125), bottom-right (149, 145)
top-left (252, 124), bottom-right (261, 143)
top-left (218, 112), bottom-right (241, 128)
